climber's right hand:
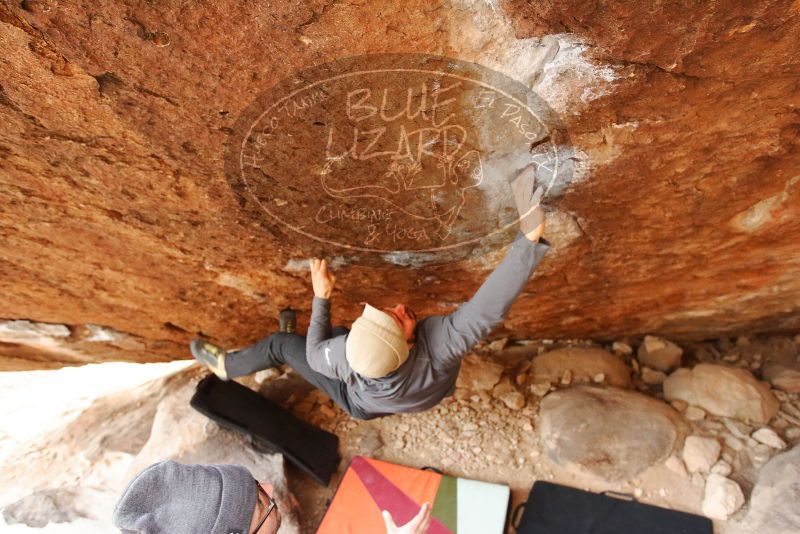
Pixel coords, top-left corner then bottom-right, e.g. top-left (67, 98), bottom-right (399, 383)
top-left (510, 164), bottom-right (546, 242)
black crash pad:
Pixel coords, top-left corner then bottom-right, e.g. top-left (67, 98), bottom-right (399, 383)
top-left (514, 481), bottom-right (713, 534)
top-left (190, 374), bottom-right (340, 485)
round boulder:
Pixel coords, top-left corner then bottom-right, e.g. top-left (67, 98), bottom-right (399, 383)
top-left (538, 386), bottom-right (687, 481)
top-left (531, 347), bottom-right (632, 388)
top-left (663, 363), bottom-right (779, 424)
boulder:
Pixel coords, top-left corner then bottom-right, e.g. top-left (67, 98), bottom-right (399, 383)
top-left (456, 354), bottom-right (504, 392)
top-left (702, 474), bottom-right (745, 520)
top-left (682, 436), bottom-right (721, 473)
top-left (531, 347), bottom-right (632, 388)
top-left (663, 364), bottom-right (779, 424)
top-left (538, 386), bottom-right (687, 481)
top-left (637, 336), bottom-right (683, 372)
top-left (728, 445), bottom-right (800, 534)
top-left (0, 368), bottom-right (300, 533)
top-left (762, 364), bottom-right (800, 393)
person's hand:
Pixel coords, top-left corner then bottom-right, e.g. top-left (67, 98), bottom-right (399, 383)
top-left (382, 503), bottom-right (432, 534)
top-left (309, 258), bottom-right (336, 299)
top-left (510, 164), bottom-right (546, 242)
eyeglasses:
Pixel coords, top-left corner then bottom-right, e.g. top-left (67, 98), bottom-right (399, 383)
top-left (252, 480), bottom-right (279, 534)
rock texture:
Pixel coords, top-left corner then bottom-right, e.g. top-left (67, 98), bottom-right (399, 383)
top-left (663, 364), bottom-right (780, 424)
top-left (530, 347), bottom-right (632, 388)
top-left (0, 367), bottom-right (300, 532)
top-left (456, 353), bottom-right (504, 391)
top-left (702, 474), bottom-right (745, 521)
top-left (728, 445), bottom-right (800, 534)
top-left (682, 436), bottom-right (721, 473)
top-left (762, 364), bottom-right (800, 393)
top-left (751, 427), bottom-right (787, 450)
top-left (637, 336), bottom-right (683, 372)
top-left (1, 1), bottom-right (799, 369)
top-left (538, 386), bottom-right (688, 481)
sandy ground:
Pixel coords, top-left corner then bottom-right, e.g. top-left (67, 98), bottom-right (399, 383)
top-left (249, 344), bottom-right (711, 533)
top-left (250, 334), bottom-right (800, 533)
top-left (1, 334), bottom-right (797, 533)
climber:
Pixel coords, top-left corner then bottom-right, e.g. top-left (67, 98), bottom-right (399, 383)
top-left (111, 460), bottom-right (432, 534)
top-left (191, 164), bottom-right (550, 420)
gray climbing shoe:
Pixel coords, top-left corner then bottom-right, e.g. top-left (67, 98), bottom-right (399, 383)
top-left (190, 339), bottom-right (229, 380)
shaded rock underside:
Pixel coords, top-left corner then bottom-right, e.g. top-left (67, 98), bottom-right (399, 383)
top-left (0, 0), bottom-right (798, 368)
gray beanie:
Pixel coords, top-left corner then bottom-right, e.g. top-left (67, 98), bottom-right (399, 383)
top-left (112, 461), bottom-right (257, 534)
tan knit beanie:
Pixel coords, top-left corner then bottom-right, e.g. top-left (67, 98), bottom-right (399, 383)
top-left (345, 304), bottom-right (410, 378)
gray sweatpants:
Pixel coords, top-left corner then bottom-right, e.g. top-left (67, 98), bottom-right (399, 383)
top-left (224, 328), bottom-right (369, 419)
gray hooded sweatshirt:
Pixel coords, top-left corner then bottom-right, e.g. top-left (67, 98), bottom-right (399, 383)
top-left (306, 232), bottom-right (550, 418)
